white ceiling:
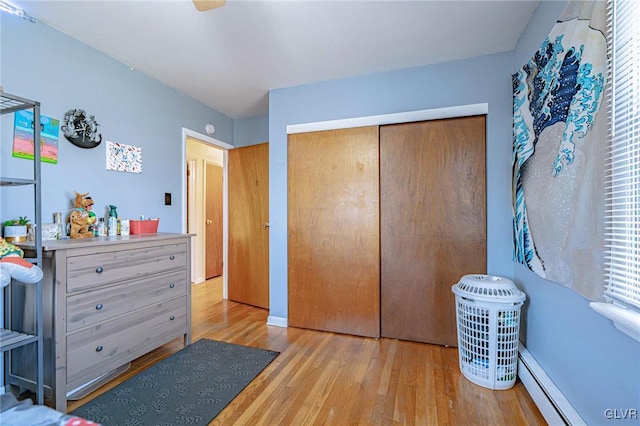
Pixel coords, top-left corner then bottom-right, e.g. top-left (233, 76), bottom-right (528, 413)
top-left (14, 0), bottom-right (540, 119)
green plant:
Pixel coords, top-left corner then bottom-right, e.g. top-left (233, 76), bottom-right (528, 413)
top-left (4, 216), bottom-right (30, 226)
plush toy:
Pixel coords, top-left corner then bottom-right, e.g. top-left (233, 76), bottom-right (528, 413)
top-left (69, 191), bottom-right (96, 239)
top-left (73, 191), bottom-right (96, 225)
top-left (0, 237), bottom-right (43, 288)
top-left (69, 209), bottom-right (94, 239)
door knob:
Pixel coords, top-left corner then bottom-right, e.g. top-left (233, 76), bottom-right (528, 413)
top-left (263, 223), bottom-right (270, 229)
top-left (206, 219), bottom-right (212, 225)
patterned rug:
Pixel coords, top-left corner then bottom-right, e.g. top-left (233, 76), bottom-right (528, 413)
top-left (71, 339), bottom-right (279, 425)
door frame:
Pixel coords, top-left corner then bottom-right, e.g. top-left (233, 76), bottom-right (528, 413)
top-left (181, 128), bottom-right (234, 297)
top-left (286, 103), bottom-right (488, 134)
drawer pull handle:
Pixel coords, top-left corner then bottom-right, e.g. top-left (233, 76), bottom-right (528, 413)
top-left (95, 303), bottom-right (103, 310)
top-left (169, 283), bottom-right (175, 288)
top-left (170, 315), bottom-right (175, 321)
top-left (96, 345), bottom-right (103, 352)
top-left (169, 255), bottom-right (175, 260)
top-left (96, 267), bottom-right (104, 273)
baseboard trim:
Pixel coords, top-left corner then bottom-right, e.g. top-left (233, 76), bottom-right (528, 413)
top-left (267, 316), bottom-right (288, 328)
top-left (518, 343), bottom-right (585, 425)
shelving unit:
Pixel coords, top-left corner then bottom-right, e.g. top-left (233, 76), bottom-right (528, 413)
top-left (0, 90), bottom-right (44, 405)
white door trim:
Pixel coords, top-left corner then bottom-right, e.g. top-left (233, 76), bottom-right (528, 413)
top-left (182, 128), bottom-right (233, 299)
top-left (286, 103), bottom-right (488, 134)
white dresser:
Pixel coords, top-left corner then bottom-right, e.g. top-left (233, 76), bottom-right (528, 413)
top-left (10, 234), bottom-right (192, 412)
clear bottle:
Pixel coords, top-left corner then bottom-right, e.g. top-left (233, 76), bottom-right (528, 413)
top-left (108, 216), bottom-right (117, 236)
top-left (53, 212), bottom-right (64, 239)
top-left (108, 205), bottom-right (118, 236)
top-left (97, 218), bottom-right (107, 236)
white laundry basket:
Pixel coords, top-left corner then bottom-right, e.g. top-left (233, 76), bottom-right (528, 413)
top-left (452, 274), bottom-right (526, 390)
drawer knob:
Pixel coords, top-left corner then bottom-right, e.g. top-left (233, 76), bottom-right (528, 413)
top-left (96, 266), bottom-right (104, 273)
top-left (169, 255), bottom-right (175, 260)
top-left (95, 345), bottom-right (103, 352)
top-left (169, 283), bottom-right (175, 288)
top-left (170, 315), bottom-right (175, 321)
top-left (95, 303), bottom-right (104, 310)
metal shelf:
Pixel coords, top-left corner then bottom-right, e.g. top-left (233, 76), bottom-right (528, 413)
top-left (0, 329), bottom-right (38, 352)
top-left (1, 90), bottom-right (44, 405)
top-left (1, 177), bottom-right (38, 186)
top-left (0, 91), bottom-right (40, 114)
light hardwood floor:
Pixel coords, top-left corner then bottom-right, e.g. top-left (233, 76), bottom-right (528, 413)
top-left (67, 278), bottom-right (546, 425)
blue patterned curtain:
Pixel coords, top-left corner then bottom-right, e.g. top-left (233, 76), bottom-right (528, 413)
top-left (512, 1), bottom-right (608, 299)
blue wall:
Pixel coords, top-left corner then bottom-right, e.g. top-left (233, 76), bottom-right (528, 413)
top-left (1, 14), bottom-right (233, 228)
top-left (4, 3), bottom-right (638, 423)
top-left (234, 114), bottom-right (268, 147)
top-left (268, 3), bottom-right (640, 423)
top-left (512, 2), bottom-right (640, 424)
top-left (268, 53), bottom-right (514, 320)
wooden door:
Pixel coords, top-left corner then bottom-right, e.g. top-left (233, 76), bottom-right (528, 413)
top-left (228, 143), bottom-right (269, 309)
top-left (288, 126), bottom-right (380, 338)
top-left (380, 115), bottom-right (486, 346)
top-left (205, 163), bottom-right (223, 279)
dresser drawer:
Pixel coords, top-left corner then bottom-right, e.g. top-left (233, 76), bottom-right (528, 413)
top-left (66, 243), bottom-right (187, 292)
top-left (66, 296), bottom-right (187, 385)
top-left (66, 270), bottom-right (187, 332)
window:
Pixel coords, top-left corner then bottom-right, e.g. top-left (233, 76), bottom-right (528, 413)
top-left (590, 0), bottom-right (640, 342)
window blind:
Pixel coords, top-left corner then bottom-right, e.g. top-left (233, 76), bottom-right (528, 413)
top-left (604, 0), bottom-right (640, 309)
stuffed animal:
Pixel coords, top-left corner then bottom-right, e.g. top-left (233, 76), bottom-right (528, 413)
top-left (0, 237), bottom-right (43, 288)
top-left (73, 191), bottom-right (96, 225)
top-left (69, 208), bottom-right (94, 239)
top-left (69, 191), bottom-right (96, 239)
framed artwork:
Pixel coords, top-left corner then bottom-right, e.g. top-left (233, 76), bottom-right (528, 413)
top-left (106, 141), bottom-right (142, 173)
top-left (12, 110), bottom-right (59, 163)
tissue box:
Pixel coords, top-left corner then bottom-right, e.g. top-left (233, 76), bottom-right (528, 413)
top-left (129, 219), bottom-right (159, 234)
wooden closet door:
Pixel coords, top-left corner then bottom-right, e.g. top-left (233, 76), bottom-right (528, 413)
top-left (205, 163), bottom-right (223, 279)
top-left (288, 126), bottom-right (380, 338)
top-left (228, 143), bottom-right (270, 309)
top-left (380, 116), bottom-right (486, 346)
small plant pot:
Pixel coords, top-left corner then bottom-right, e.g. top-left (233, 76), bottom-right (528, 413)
top-left (4, 225), bottom-right (28, 243)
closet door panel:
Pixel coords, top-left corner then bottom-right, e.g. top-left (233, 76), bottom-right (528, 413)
top-left (288, 126), bottom-right (380, 338)
top-left (380, 116), bottom-right (486, 346)
top-left (228, 143), bottom-right (270, 309)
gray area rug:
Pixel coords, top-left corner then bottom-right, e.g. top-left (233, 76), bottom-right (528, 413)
top-left (71, 339), bottom-right (279, 425)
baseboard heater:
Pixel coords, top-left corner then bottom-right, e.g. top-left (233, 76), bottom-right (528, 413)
top-left (518, 343), bottom-right (585, 425)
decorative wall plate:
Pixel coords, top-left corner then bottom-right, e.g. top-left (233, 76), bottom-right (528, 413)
top-left (61, 108), bottom-right (102, 148)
